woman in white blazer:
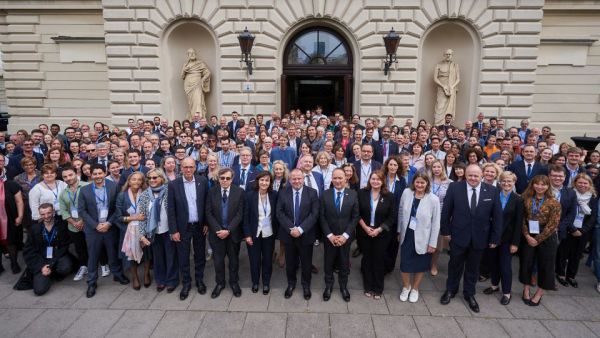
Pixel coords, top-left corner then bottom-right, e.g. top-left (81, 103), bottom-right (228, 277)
top-left (397, 171), bottom-right (441, 303)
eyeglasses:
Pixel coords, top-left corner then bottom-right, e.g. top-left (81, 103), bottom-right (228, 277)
top-left (219, 176), bottom-right (232, 181)
top-left (88, 149), bottom-right (96, 152)
top-left (147, 176), bottom-right (160, 180)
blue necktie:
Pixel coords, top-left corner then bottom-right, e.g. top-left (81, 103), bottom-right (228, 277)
top-left (335, 191), bottom-right (342, 213)
top-left (526, 163), bottom-right (532, 177)
top-left (240, 169), bottom-right (246, 186)
top-left (221, 190), bottom-right (229, 228)
top-left (294, 191), bottom-right (300, 226)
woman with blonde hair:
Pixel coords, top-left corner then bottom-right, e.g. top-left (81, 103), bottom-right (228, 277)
top-left (313, 151), bottom-right (336, 190)
top-left (205, 153), bottom-right (221, 189)
top-left (429, 160), bottom-right (452, 276)
top-left (482, 162), bottom-right (503, 187)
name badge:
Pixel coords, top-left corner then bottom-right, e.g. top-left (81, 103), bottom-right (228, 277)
top-left (574, 215), bottom-right (584, 229)
top-left (53, 200), bottom-right (60, 212)
top-left (70, 208), bottom-right (79, 219)
top-left (46, 246), bottom-right (53, 259)
top-left (409, 216), bottom-right (418, 230)
top-left (99, 207), bottom-right (108, 222)
top-left (529, 220), bottom-right (540, 234)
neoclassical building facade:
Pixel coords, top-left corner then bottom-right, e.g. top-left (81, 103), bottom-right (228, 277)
top-left (0, 0), bottom-right (599, 141)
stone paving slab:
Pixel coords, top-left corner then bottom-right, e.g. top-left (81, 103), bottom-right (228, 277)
top-left (62, 309), bottom-right (125, 338)
top-left (498, 319), bottom-right (552, 338)
top-left (17, 308), bottom-right (81, 338)
top-left (540, 319), bottom-right (597, 338)
top-left (241, 312), bottom-right (287, 338)
top-left (372, 314), bottom-right (420, 338)
top-left (151, 310), bottom-right (204, 337)
top-left (107, 309), bottom-right (164, 337)
top-left (330, 313), bottom-right (375, 338)
top-left (455, 317), bottom-right (509, 338)
top-left (0, 308), bottom-right (44, 337)
top-left (195, 311), bottom-right (245, 338)
top-left (413, 316), bottom-right (465, 338)
top-left (285, 313), bottom-right (331, 338)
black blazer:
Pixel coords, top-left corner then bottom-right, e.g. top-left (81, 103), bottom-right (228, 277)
top-left (232, 162), bottom-right (258, 190)
top-left (373, 139), bottom-right (399, 164)
top-left (357, 189), bottom-right (395, 235)
top-left (440, 181), bottom-right (503, 250)
top-left (205, 185), bottom-right (245, 243)
top-left (276, 186), bottom-right (320, 245)
top-left (498, 191), bottom-right (524, 246)
top-left (506, 160), bottom-right (547, 194)
top-left (243, 190), bottom-right (279, 239)
top-left (78, 179), bottom-right (119, 233)
top-left (167, 175), bottom-right (208, 234)
top-left (320, 188), bottom-right (360, 239)
top-left (570, 196), bottom-right (598, 236)
top-left (23, 220), bottom-right (70, 273)
top-left (557, 187), bottom-right (578, 240)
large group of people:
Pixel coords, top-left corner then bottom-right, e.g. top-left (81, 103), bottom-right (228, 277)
top-left (0, 108), bottom-right (599, 313)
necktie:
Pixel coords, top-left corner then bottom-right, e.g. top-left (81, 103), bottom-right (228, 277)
top-left (335, 191), bottom-right (342, 213)
top-left (294, 191), bottom-right (300, 226)
top-left (383, 141), bottom-right (388, 157)
top-left (101, 159), bottom-right (106, 168)
top-left (305, 174), bottom-right (313, 188)
top-left (470, 188), bottom-right (477, 214)
top-left (526, 163), bottom-right (532, 177)
top-left (222, 189), bottom-right (228, 203)
top-left (241, 168), bottom-right (247, 186)
top-left (221, 190), bottom-right (228, 228)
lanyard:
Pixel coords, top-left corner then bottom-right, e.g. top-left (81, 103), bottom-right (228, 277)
top-left (260, 194), bottom-right (269, 217)
top-left (432, 182), bottom-right (441, 195)
top-left (43, 226), bottom-right (57, 246)
top-left (532, 197), bottom-right (545, 216)
top-left (128, 189), bottom-right (139, 213)
top-left (361, 164), bottom-right (371, 180)
top-left (92, 184), bottom-right (107, 205)
top-left (387, 177), bottom-right (396, 193)
top-left (67, 187), bottom-right (79, 207)
top-left (43, 182), bottom-right (59, 201)
top-left (27, 176), bottom-right (39, 189)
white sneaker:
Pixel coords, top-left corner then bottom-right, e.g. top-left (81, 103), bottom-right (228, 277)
top-left (101, 265), bottom-right (110, 277)
top-left (399, 287), bottom-right (411, 302)
top-left (596, 282), bottom-right (600, 294)
top-left (409, 289), bottom-right (419, 303)
top-left (73, 266), bottom-right (88, 281)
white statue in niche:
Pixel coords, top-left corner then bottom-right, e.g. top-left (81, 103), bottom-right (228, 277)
top-left (181, 48), bottom-right (211, 119)
top-left (433, 49), bottom-right (460, 126)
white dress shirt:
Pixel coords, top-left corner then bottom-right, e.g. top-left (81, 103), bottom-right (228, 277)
top-left (183, 176), bottom-right (198, 223)
top-left (466, 182), bottom-right (481, 208)
top-left (257, 194), bottom-right (273, 238)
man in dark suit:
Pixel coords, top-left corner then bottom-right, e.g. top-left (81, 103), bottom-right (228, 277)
top-left (231, 147), bottom-right (257, 191)
top-left (564, 147), bottom-right (586, 188)
top-left (440, 164), bottom-right (503, 313)
top-left (227, 111), bottom-right (241, 138)
top-left (354, 144), bottom-right (382, 189)
top-left (506, 144), bottom-right (547, 194)
top-left (78, 164), bottom-right (129, 298)
top-left (118, 149), bottom-right (149, 188)
top-left (87, 142), bottom-right (111, 170)
top-left (276, 169), bottom-right (320, 300)
top-left (205, 168), bottom-right (245, 298)
top-left (167, 157), bottom-right (209, 300)
top-left (373, 126), bottom-right (399, 164)
top-left (320, 168), bottom-right (359, 302)
top-left (300, 155), bottom-right (324, 197)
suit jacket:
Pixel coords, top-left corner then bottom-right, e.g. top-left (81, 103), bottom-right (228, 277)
top-left (498, 191), bottom-right (524, 246)
top-left (357, 189), bottom-right (395, 235)
top-left (8, 152), bottom-right (45, 178)
top-left (78, 179), bottom-right (119, 233)
top-left (319, 188), bottom-right (360, 239)
top-left (506, 160), bottom-right (547, 194)
top-left (440, 181), bottom-right (503, 250)
top-left (166, 175), bottom-right (208, 234)
top-left (353, 160), bottom-right (383, 183)
top-left (228, 120), bottom-right (241, 137)
top-left (232, 162), bottom-right (258, 190)
top-left (287, 137), bottom-right (302, 155)
top-left (276, 186), bottom-right (320, 245)
top-left (23, 219), bottom-right (70, 273)
top-left (373, 139), bottom-right (399, 164)
top-left (398, 190), bottom-right (441, 254)
top-left (87, 156), bottom-right (112, 169)
top-left (242, 190), bottom-right (279, 239)
top-left (304, 171), bottom-right (325, 197)
top-left (205, 185), bottom-right (245, 243)
top-left (576, 196), bottom-right (598, 235)
top-left (563, 165), bottom-right (587, 188)
top-left (555, 187), bottom-right (577, 240)
top-left (118, 165), bottom-right (149, 187)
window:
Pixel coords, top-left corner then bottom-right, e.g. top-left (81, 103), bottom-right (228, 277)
top-left (285, 28), bottom-right (350, 66)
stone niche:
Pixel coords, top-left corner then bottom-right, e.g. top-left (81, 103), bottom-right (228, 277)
top-left (417, 20), bottom-right (481, 126)
top-left (160, 19), bottom-right (219, 122)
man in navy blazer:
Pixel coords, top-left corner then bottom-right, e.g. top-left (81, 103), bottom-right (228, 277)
top-left (227, 111), bottom-right (241, 137)
top-left (506, 144), bottom-right (547, 194)
top-left (354, 144), bottom-right (382, 189)
top-left (167, 157), bottom-right (209, 300)
top-left (373, 126), bottom-right (399, 164)
top-left (78, 164), bottom-right (129, 298)
top-left (440, 164), bottom-right (503, 313)
top-left (300, 155), bottom-right (325, 197)
top-left (231, 147), bottom-right (257, 191)
top-left (276, 169), bottom-right (320, 300)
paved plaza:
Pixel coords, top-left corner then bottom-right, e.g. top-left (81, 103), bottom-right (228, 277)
top-left (0, 245), bottom-right (599, 338)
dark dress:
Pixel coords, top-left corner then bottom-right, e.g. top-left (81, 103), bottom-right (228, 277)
top-left (400, 198), bottom-right (432, 273)
top-left (3, 180), bottom-right (23, 247)
top-left (14, 171), bottom-right (41, 232)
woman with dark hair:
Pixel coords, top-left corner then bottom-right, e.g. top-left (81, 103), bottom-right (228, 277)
top-left (443, 152), bottom-right (457, 178)
top-left (332, 144), bottom-right (347, 167)
top-left (14, 157), bottom-right (41, 231)
top-left (382, 156), bottom-right (406, 274)
top-left (29, 164), bottom-right (67, 221)
top-left (341, 163), bottom-right (359, 191)
top-left (464, 147), bottom-right (484, 166)
top-left (519, 175), bottom-right (561, 306)
top-left (243, 171), bottom-right (278, 294)
top-left (450, 162), bottom-right (466, 182)
top-left (0, 153), bottom-right (25, 274)
top-left (551, 153), bottom-right (566, 166)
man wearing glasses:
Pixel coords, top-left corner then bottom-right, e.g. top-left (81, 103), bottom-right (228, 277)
top-left (205, 168), bottom-right (245, 298)
top-left (167, 157), bottom-right (209, 300)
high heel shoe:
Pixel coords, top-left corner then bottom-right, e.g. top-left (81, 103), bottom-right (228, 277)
top-left (521, 290), bottom-right (531, 305)
top-left (133, 280), bottom-right (141, 291)
top-left (144, 274), bottom-right (151, 288)
top-left (528, 296), bottom-right (542, 306)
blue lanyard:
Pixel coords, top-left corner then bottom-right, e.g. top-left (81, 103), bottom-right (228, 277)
top-left (67, 187), bottom-right (79, 207)
top-left (432, 182), bottom-right (441, 195)
top-left (43, 226), bottom-right (57, 246)
top-left (260, 195), bottom-right (269, 217)
top-left (43, 182), bottom-right (59, 200)
top-left (92, 184), bottom-right (107, 205)
top-left (369, 193), bottom-right (379, 225)
top-left (387, 177), bottom-right (396, 193)
top-left (129, 190), bottom-right (138, 213)
top-left (532, 197), bottom-right (545, 216)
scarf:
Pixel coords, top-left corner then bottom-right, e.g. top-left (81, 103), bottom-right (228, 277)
top-left (146, 185), bottom-right (167, 237)
top-left (575, 190), bottom-right (593, 215)
top-left (0, 181), bottom-right (8, 241)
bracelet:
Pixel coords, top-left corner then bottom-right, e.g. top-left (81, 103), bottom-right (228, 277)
top-left (124, 216), bottom-right (129, 222)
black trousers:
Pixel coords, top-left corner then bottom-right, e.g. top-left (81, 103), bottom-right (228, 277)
top-left (489, 242), bottom-right (514, 294)
top-left (32, 255), bottom-right (72, 296)
top-left (285, 238), bottom-right (313, 288)
top-left (247, 235), bottom-right (275, 286)
top-left (556, 233), bottom-right (588, 279)
top-left (446, 241), bottom-right (483, 297)
top-left (520, 234), bottom-right (558, 290)
top-left (383, 236), bottom-right (400, 274)
top-left (361, 232), bottom-right (390, 294)
top-left (175, 223), bottom-right (206, 287)
top-left (69, 230), bottom-right (89, 268)
top-left (152, 232), bottom-right (179, 288)
top-left (210, 234), bottom-right (240, 286)
top-left (323, 238), bottom-right (351, 288)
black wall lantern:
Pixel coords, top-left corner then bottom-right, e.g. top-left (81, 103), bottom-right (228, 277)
top-left (238, 27), bottom-right (255, 75)
top-left (383, 28), bottom-right (401, 76)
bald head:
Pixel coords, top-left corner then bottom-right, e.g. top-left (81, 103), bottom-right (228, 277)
top-left (466, 164), bottom-right (482, 188)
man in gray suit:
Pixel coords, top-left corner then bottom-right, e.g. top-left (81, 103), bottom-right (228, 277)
top-left (320, 168), bottom-right (360, 302)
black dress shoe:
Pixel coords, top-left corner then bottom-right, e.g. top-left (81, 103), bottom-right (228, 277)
top-left (11, 262), bottom-right (21, 274)
top-left (284, 285), bottom-right (294, 299)
top-left (197, 282), bottom-right (207, 295)
top-left (303, 287), bottom-right (312, 300)
top-left (440, 290), bottom-right (455, 305)
top-left (323, 287), bottom-right (332, 301)
top-left (231, 283), bottom-right (242, 297)
top-left (465, 295), bottom-right (480, 313)
top-left (211, 284), bottom-right (225, 299)
top-left (156, 285), bottom-right (166, 292)
top-left (483, 286), bottom-right (499, 295)
top-left (341, 288), bottom-right (351, 302)
top-left (500, 295), bottom-right (511, 305)
top-left (252, 284), bottom-right (259, 293)
top-left (86, 283), bottom-right (97, 298)
top-left (263, 285), bottom-right (270, 295)
top-left (567, 277), bottom-right (578, 288)
top-left (166, 285), bottom-right (176, 293)
top-left (556, 275), bottom-right (568, 287)
top-left (113, 275), bottom-right (130, 285)
top-left (179, 285), bottom-right (191, 300)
